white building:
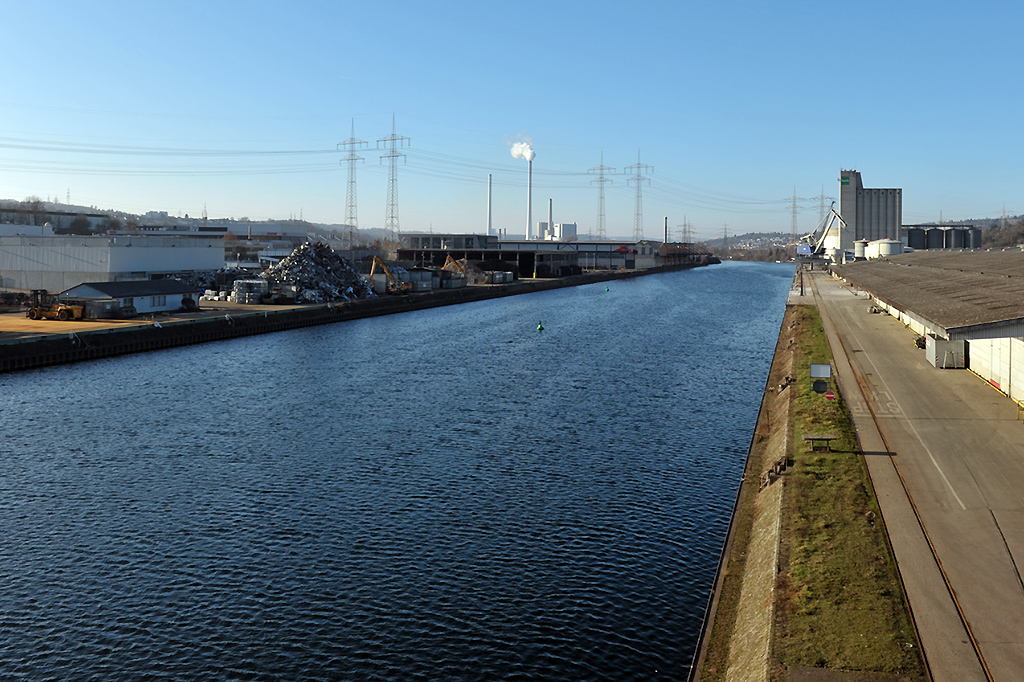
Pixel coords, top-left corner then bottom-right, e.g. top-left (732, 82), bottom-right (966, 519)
top-left (0, 235), bottom-right (224, 291)
top-left (535, 222), bottom-right (578, 241)
top-left (59, 280), bottom-right (202, 315)
top-left (0, 223), bottom-right (55, 237)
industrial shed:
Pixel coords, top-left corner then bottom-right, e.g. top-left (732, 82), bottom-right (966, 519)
top-left (833, 250), bottom-right (1024, 402)
top-left (59, 280), bottom-right (201, 316)
top-left (0, 234), bottom-right (224, 291)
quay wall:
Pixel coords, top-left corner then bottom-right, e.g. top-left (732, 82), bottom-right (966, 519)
top-left (687, 297), bottom-right (794, 680)
top-left (0, 263), bottom-right (703, 373)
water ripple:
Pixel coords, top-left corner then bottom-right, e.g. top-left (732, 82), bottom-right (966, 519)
top-left (0, 262), bottom-right (793, 681)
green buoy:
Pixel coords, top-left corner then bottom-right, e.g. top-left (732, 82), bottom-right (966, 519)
top-left (537, 321), bottom-right (544, 331)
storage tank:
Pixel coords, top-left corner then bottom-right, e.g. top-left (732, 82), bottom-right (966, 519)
top-left (969, 228), bottom-right (982, 249)
top-left (944, 228), bottom-right (965, 249)
top-left (854, 239), bottom-right (869, 260)
top-left (906, 228), bottom-right (926, 250)
top-left (876, 239), bottom-right (903, 257)
top-left (926, 228), bottom-right (945, 249)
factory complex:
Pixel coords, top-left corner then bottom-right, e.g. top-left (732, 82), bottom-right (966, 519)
top-left (0, 225), bottom-right (713, 316)
top-left (803, 168), bottom-right (987, 265)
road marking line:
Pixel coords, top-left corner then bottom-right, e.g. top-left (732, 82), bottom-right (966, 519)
top-left (825, 282), bottom-right (968, 511)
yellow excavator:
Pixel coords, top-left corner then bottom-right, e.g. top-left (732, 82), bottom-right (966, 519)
top-left (443, 254), bottom-right (466, 276)
top-left (26, 290), bottom-right (84, 321)
top-left (368, 257), bottom-right (412, 295)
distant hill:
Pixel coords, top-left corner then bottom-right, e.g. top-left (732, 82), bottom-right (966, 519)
top-left (981, 216), bottom-right (1024, 249)
top-left (705, 232), bottom-right (791, 249)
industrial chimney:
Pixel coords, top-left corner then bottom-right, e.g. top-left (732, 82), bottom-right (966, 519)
top-left (527, 158), bottom-right (533, 239)
top-left (510, 139), bottom-right (536, 239)
top-left (547, 199), bottom-right (553, 241)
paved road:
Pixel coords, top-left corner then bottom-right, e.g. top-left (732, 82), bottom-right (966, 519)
top-left (809, 271), bottom-right (1024, 682)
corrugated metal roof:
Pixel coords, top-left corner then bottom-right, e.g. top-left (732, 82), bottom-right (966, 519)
top-left (832, 250), bottom-right (1024, 335)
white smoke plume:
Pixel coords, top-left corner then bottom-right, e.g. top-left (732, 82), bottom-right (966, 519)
top-left (510, 138), bottom-right (536, 162)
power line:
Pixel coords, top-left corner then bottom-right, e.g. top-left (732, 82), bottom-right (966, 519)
top-left (815, 185), bottom-right (835, 223)
top-left (588, 151), bottom-right (615, 240)
top-left (625, 150), bottom-right (653, 241)
top-left (378, 114), bottom-right (410, 241)
top-left (0, 137), bottom-right (336, 157)
top-left (337, 118), bottom-right (367, 247)
top-left (337, 119), bottom-right (366, 238)
top-left (785, 186), bottom-right (808, 248)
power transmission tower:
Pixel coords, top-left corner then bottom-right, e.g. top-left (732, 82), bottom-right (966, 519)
top-left (676, 217), bottom-right (688, 242)
top-left (788, 186), bottom-right (799, 245)
top-left (589, 152), bottom-right (616, 240)
top-left (786, 186), bottom-right (809, 253)
top-left (338, 118), bottom-right (367, 249)
top-left (815, 185), bottom-right (835, 223)
top-left (677, 218), bottom-right (690, 258)
top-left (378, 114), bottom-right (410, 242)
top-left (626, 150), bottom-right (653, 241)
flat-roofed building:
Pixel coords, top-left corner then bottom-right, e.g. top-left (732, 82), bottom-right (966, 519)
top-left (0, 234), bottom-right (224, 291)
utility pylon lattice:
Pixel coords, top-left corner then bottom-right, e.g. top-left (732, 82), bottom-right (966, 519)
top-left (626, 150), bottom-right (653, 241)
top-left (338, 118), bottom-right (367, 249)
top-left (786, 186), bottom-right (808, 251)
top-left (677, 217), bottom-right (692, 254)
top-left (588, 152), bottom-right (616, 240)
top-left (378, 114), bottom-right (410, 241)
top-left (815, 185), bottom-right (835, 223)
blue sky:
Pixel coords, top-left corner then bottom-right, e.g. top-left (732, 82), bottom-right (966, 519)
top-left (2, 0), bottom-right (1022, 240)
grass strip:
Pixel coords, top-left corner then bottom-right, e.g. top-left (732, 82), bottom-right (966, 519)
top-left (773, 305), bottom-right (923, 677)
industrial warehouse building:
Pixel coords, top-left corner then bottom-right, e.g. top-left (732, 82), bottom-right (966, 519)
top-left (0, 234), bottom-right (224, 291)
top-left (833, 250), bottom-right (1024, 403)
top-left (399, 233), bottom-right (685, 276)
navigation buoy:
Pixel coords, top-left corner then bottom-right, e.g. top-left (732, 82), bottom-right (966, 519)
top-left (537, 321), bottom-right (544, 331)
top-left (605, 287), bottom-right (609, 292)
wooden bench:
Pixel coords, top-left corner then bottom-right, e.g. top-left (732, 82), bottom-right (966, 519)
top-left (802, 434), bottom-right (838, 452)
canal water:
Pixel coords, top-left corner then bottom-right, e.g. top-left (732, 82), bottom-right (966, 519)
top-left (0, 261), bottom-right (793, 681)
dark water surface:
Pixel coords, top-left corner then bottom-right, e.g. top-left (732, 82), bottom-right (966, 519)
top-left (0, 261), bottom-right (793, 681)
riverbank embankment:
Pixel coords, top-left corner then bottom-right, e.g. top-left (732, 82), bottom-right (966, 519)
top-left (0, 264), bottom-right (697, 373)
top-left (691, 286), bottom-right (923, 681)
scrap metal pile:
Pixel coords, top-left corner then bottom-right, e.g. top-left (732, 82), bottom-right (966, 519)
top-left (261, 241), bottom-right (375, 303)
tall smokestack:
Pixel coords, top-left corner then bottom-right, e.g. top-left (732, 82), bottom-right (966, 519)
top-left (527, 158), bottom-right (533, 239)
top-left (548, 198), bottom-right (553, 241)
top-left (510, 138), bottom-right (536, 239)
top-left (487, 173), bottom-right (492, 236)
